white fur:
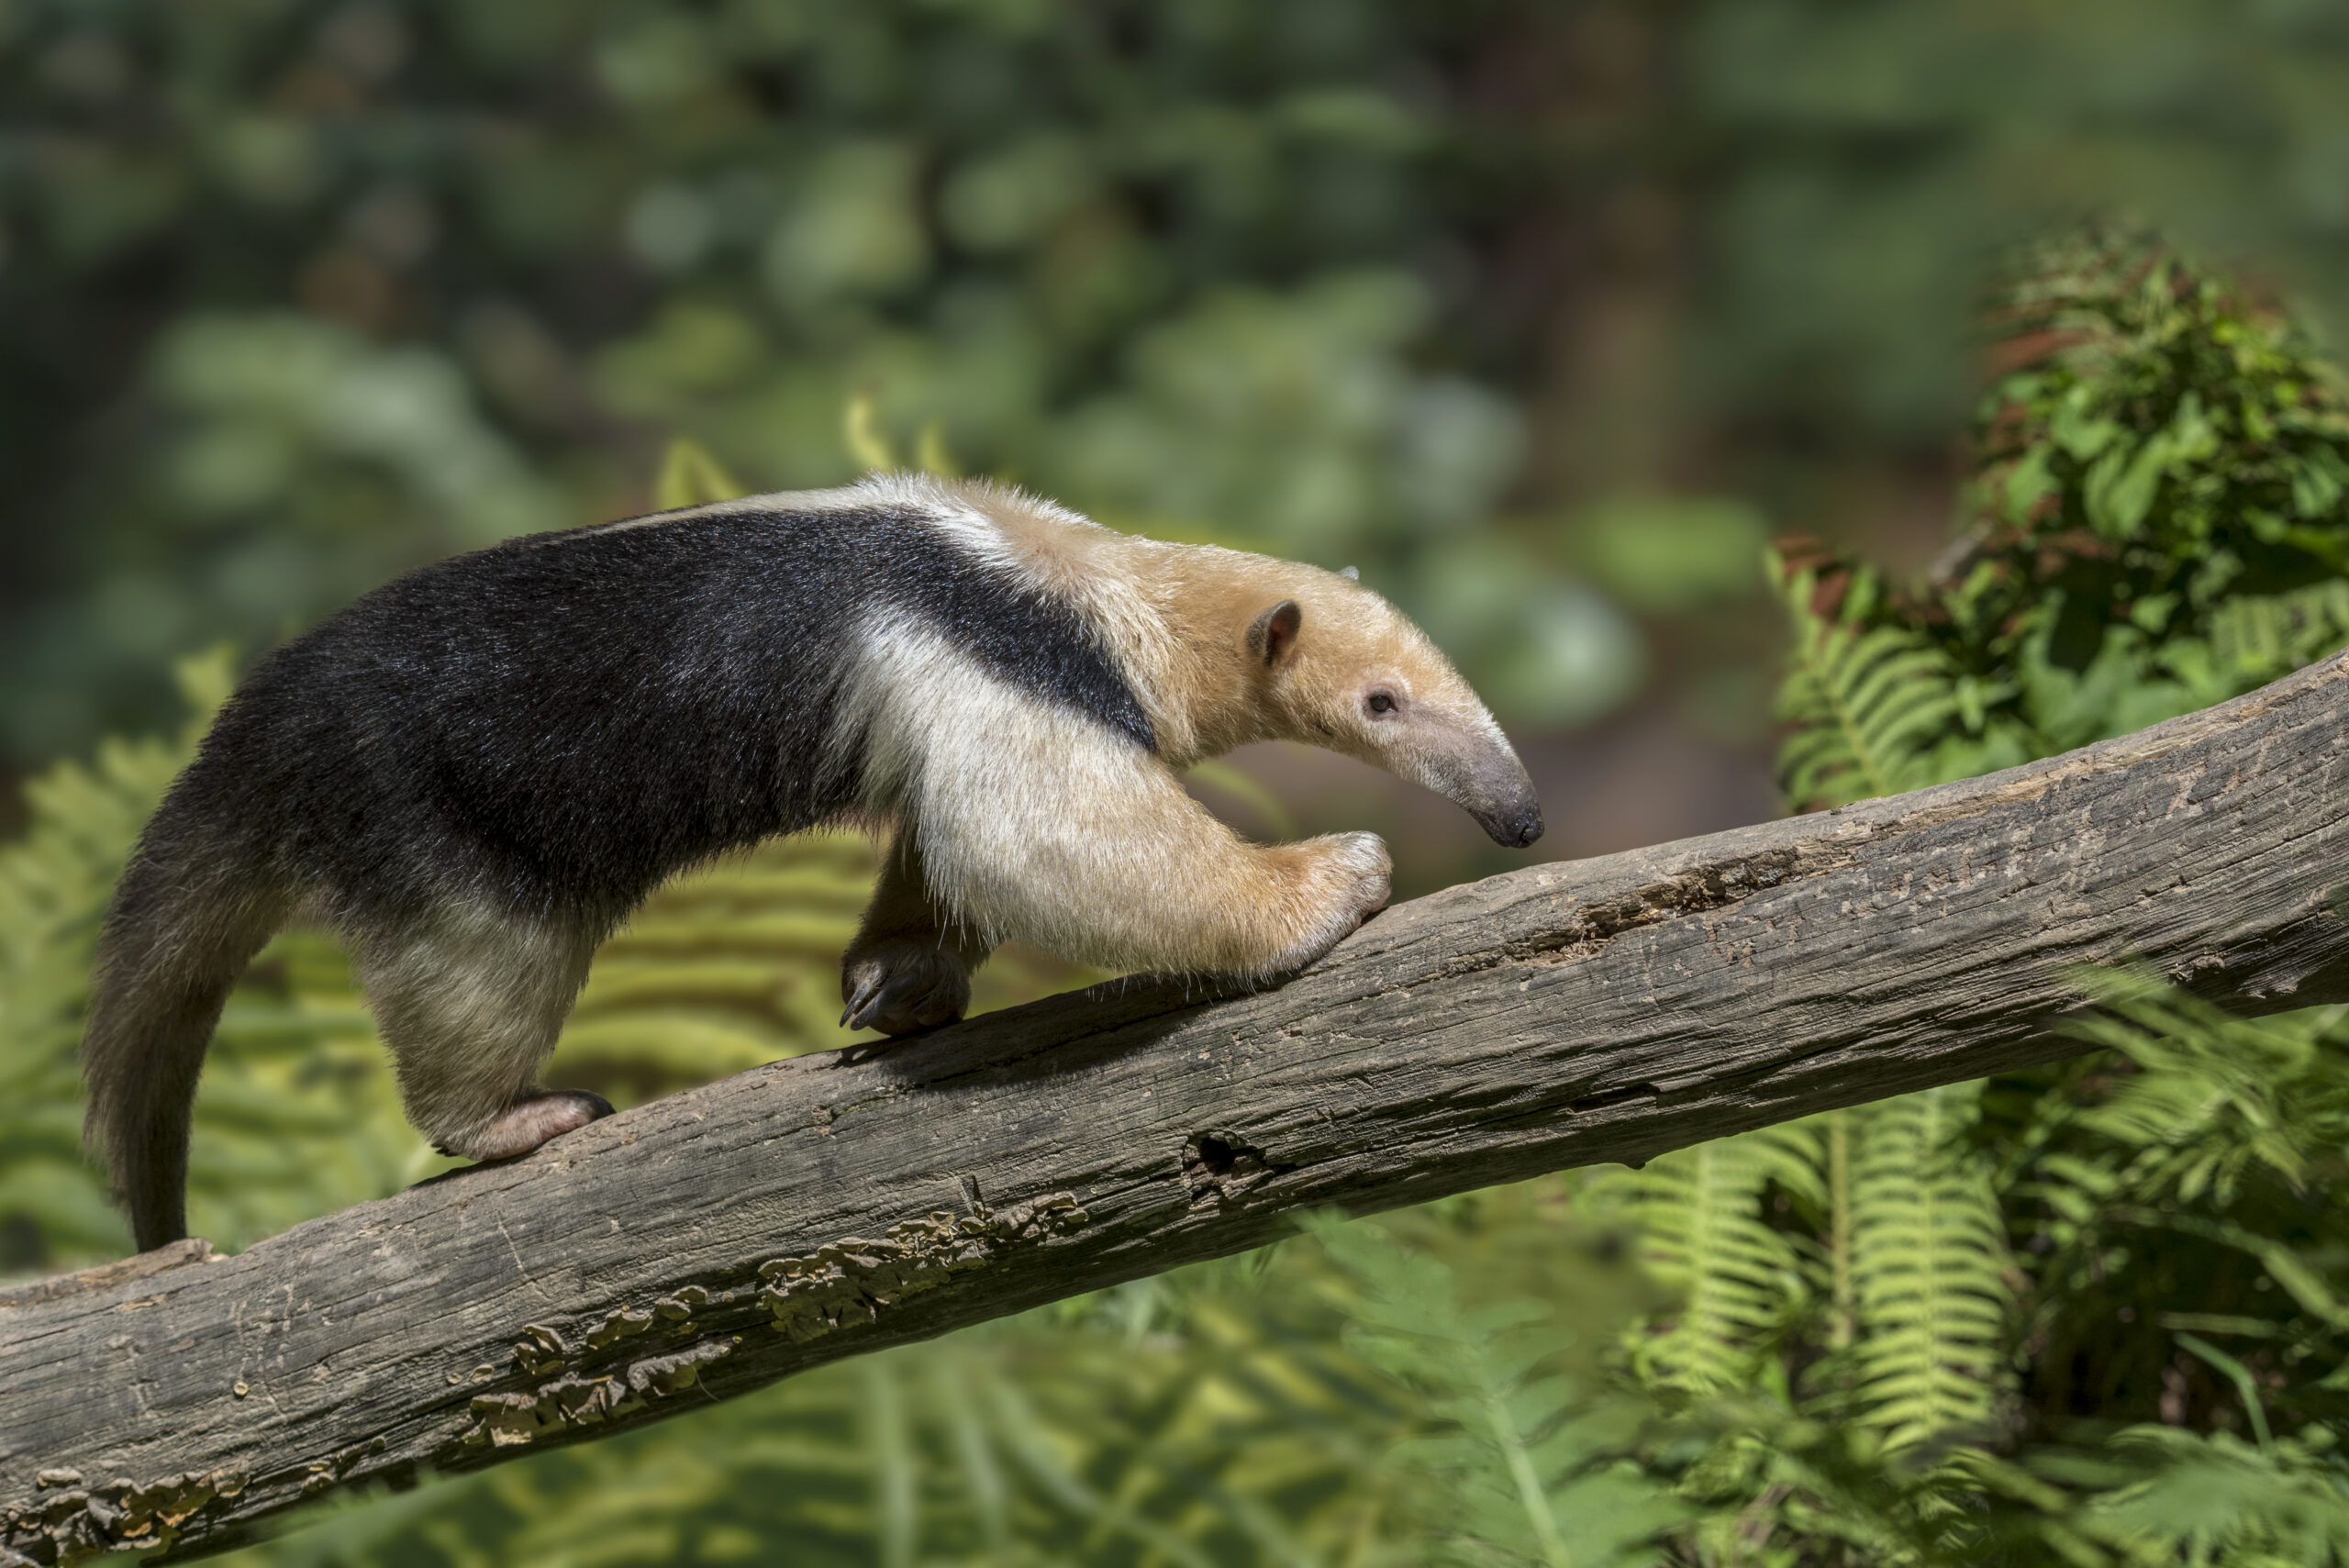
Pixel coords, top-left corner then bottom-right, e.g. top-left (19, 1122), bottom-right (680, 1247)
top-left (834, 621), bottom-right (1381, 976)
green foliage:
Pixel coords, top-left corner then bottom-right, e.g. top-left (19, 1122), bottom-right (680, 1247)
top-left (1590, 1127), bottom-right (1819, 1396)
top-left (1694, 239), bottom-right (2349, 1563)
top-left (1774, 233), bottom-right (2349, 813)
top-left (1, 0), bottom-right (1636, 758)
top-left (2066, 1427), bottom-right (2349, 1567)
top-left (1311, 1212), bottom-right (1683, 1568)
top-left (1838, 1086), bottom-right (2010, 1456)
top-left (1767, 563), bottom-right (1959, 810)
top-left (1689, 3), bottom-right (2349, 443)
top-left (27, 3), bottom-right (2349, 760)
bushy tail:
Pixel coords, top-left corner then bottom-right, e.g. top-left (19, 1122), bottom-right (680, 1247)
top-left (82, 805), bottom-right (288, 1252)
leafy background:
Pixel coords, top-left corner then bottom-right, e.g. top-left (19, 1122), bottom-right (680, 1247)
top-left (9, 3), bottom-right (2349, 1563)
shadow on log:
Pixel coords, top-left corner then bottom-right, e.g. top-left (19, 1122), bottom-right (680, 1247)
top-left (9, 650), bottom-right (2349, 1562)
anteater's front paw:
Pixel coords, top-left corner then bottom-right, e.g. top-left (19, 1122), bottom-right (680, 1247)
top-left (841, 939), bottom-right (973, 1036)
top-left (1329, 829), bottom-right (1393, 923)
top-left (1275, 830), bottom-right (1392, 973)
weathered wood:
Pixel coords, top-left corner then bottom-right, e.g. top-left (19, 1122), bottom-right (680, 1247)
top-left (9, 651), bottom-right (2349, 1563)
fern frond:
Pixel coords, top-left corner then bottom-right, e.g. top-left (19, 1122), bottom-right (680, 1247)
top-left (1310, 1215), bottom-right (1682, 1568)
top-left (2195, 582), bottom-right (2349, 701)
top-left (1842, 1085), bottom-right (2016, 1453)
top-left (1587, 1125), bottom-right (1820, 1396)
top-left (2054, 971), bottom-right (2348, 1208)
top-left (2072, 1427), bottom-right (2349, 1566)
top-left (1769, 557), bottom-right (1963, 811)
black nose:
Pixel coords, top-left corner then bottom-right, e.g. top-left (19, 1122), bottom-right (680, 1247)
top-left (1482, 802), bottom-right (1544, 849)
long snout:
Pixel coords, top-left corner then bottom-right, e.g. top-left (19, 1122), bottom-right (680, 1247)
top-left (1410, 716), bottom-right (1545, 849)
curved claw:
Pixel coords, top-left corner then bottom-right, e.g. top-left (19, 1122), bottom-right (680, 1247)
top-left (840, 940), bottom-right (973, 1036)
top-left (841, 970), bottom-right (885, 1028)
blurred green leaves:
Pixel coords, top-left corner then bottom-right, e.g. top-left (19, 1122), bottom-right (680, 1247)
top-left (10, 0), bottom-right (2349, 759)
top-left (1690, 0), bottom-right (2349, 441)
top-left (1577, 497), bottom-right (1771, 617)
top-left (157, 315), bottom-right (563, 545)
top-left (1058, 271), bottom-right (1462, 548)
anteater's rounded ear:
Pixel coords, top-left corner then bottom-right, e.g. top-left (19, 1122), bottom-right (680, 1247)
top-left (1338, 565), bottom-right (1359, 581)
top-left (1247, 600), bottom-right (1303, 666)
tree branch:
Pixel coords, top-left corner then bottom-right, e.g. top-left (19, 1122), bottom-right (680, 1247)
top-left (11, 651), bottom-right (2349, 1563)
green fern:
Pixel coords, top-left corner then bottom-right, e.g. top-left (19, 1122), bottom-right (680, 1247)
top-left (1587, 1126), bottom-right (1821, 1396)
top-left (1767, 553), bottom-right (1963, 812)
top-left (1839, 1085), bottom-right (2015, 1454)
top-left (2065, 1427), bottom-right (2349, 1567)
top-left (2056, 973), bottom-right (2349, 1208)
top-left (2159, 581), bottom-right (2349, 715)
top-left (1309, 1213), bottom-right (1682, 1568)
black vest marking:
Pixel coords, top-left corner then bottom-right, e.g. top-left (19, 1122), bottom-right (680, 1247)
top-left (177, 502), bottom-right (1154, 928)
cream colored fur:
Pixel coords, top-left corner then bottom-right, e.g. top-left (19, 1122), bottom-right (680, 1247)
top-left (829, 473), bottom-right (1532, 1032)
top-left (840, 621), bottom-right (1388, 981)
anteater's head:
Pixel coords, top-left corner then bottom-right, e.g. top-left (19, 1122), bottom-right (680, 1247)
top-left (1241, 570), bottom-right (1543, 850)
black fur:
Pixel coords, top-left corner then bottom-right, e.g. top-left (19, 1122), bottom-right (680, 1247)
top-left (178, 501), bottom-right (1149, 926)
top-left (84, 498), bottom-right (1155, 1249)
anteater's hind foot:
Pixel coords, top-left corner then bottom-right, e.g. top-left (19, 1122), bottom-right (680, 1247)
top-left (432, 1088), bottom-right (615, 1161)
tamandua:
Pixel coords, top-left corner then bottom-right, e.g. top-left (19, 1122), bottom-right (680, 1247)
top-left (83, 473), bottom-right (1543, 1250)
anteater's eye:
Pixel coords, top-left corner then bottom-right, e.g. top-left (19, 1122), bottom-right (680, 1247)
top-left (1365, 690), bottom-right (1397, 717)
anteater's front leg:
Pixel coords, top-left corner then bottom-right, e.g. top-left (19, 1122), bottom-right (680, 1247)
top-left (841, 834), bottom-right (994, 1035)
top-left (910, 737), bottom-right (1393, 985)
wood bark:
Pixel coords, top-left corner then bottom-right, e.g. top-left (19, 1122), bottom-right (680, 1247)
top-left (9, 651), bottom-right (2349, 1563)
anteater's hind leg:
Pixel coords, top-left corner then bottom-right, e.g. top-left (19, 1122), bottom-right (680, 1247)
top-left (352, 901), bottom-right (610, 1162)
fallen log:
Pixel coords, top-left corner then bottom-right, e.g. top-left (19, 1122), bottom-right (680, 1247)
top-left (8, 650), bottom-right (2349, 1564)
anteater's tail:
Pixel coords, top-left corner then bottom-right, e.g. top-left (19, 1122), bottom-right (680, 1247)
top-left (82, 794), bottom-right (289, 1252)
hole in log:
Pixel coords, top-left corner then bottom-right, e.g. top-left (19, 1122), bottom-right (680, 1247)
top-left (1183, 1130), bottom-right (1292, 1205)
